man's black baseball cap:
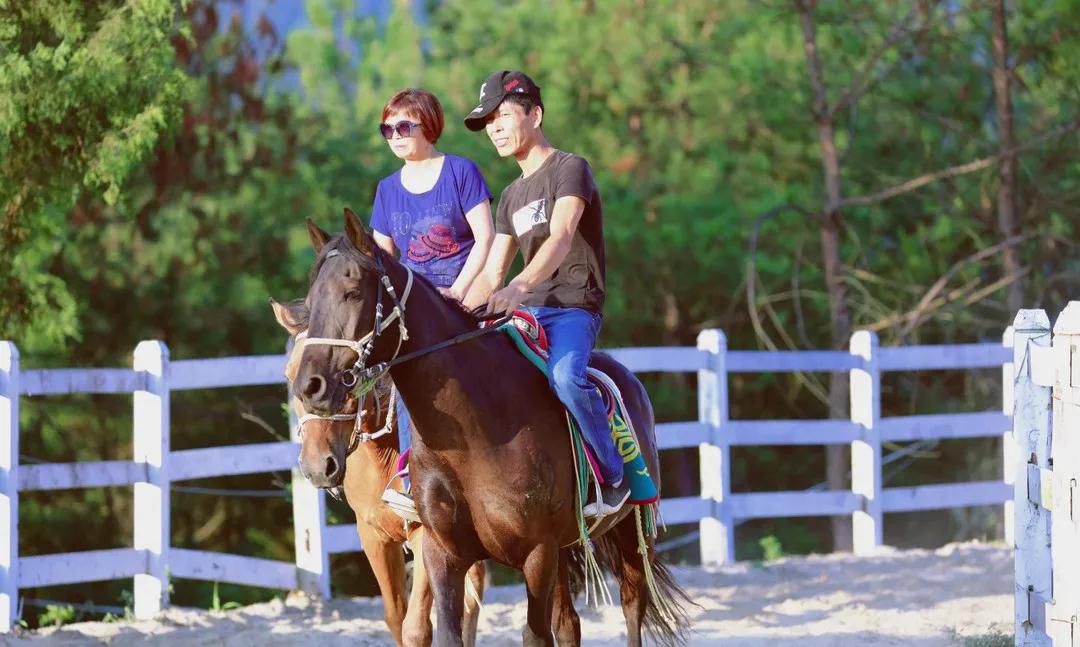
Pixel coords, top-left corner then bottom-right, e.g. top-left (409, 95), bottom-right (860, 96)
top-left (463, 70), bottom-right (543, 131)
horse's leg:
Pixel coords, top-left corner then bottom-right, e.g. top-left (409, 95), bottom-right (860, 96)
top-left (357, 523), bottom-right (408, 646)
top-left (551, 549), bottom-right (580, 647)
top-left (611, 519), bottom-right (649, 647)
top-left (402, 527), bottom-right (434, 647)
top-left (461, 560), bottom-right (486, 647)
top-left (521, 542), bottom-right (558, 647)
top-left (423, 535), bottom-right (469, 647)
top-left (406, 539), bottom-right (484, 647)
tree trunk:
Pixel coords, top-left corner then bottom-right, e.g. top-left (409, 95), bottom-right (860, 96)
top-left (797, 0), bottom-right (854, 552)
top-left (991, 0), bottom-right (1022, 313)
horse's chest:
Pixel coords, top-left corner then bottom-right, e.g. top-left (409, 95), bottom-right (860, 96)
top-left (362, 507), bottom-right (405, 543)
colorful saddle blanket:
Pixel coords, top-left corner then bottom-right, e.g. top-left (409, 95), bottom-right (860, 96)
top-left (490, 310), bottom-right (659, 505)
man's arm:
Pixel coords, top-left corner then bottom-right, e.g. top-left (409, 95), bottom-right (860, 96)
top-left (462, 233), bottom-right (518, 311)
top-left (485, 195), bottom-right (585, 314)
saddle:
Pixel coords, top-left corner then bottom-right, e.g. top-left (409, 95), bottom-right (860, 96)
top-left (491, 310), bottom-right (659, 506)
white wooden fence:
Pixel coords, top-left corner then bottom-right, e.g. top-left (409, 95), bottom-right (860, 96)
top-left (1012, 304), bottom-right (1080, 646)
top-left (0, 329), bottom-right (1015, 631)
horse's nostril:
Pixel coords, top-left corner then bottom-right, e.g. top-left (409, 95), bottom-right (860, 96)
top-left (324, 455), bottom-right (339, 480)
top-left (304, 374), bottom-right (326, 400)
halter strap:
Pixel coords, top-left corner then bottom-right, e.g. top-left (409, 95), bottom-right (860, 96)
top-left (302, 267), bottom-right (414, 355)
top-left (294, 383), bottom-right (398, 456)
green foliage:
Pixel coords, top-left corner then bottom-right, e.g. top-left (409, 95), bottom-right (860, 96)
top-left (210, 581), bottom-right (243, 613)
top-left (948, 628), bottom-right (1014, 647)
top-left (0, 0), bottom-right (189, 346)
top-left (38, 604), bottom-right (75, 627)
top-left (759, 535), bottom-right (784, 562)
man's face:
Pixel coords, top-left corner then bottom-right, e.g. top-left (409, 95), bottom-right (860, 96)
top-left (484, 101), bottom-right (537, 158)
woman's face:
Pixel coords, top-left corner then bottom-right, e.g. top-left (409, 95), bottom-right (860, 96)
top-left (382, 110), bottom-right (433, 161)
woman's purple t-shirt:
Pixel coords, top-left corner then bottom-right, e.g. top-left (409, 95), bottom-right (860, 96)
top-left (370, 154), bottom-right (492, 288)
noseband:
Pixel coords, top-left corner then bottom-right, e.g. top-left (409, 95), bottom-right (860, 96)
top-left (295, 383), bottom-right (398, 456)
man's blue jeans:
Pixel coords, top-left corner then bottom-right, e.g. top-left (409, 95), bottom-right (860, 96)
top-left (529, 306), bottom-right (623, 485)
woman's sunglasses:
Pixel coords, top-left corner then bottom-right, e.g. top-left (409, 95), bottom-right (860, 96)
top-left (380, 121), bottom-right (421, 139)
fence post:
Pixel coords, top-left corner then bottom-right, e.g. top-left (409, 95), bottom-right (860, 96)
top-left (133, 341), bottom-right (170, 618)
top-left (698, 329), bottom-right (733, 565)
top-left (1049, 302), bottom-right (1080, 645)
top-left (1011, 309), bottom-right (1052, 647)
top-left (287, 340), bottom-right (329, 598)
top-left (851, 330), bottom-right (881, 555)
top-left (0, 343), bottom-right (19, 631)
top-left (1002, 325), bottom-right (1015, 548)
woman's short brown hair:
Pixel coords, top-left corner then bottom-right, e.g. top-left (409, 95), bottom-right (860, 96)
top-left (382, 88), bottom-right (445, 144)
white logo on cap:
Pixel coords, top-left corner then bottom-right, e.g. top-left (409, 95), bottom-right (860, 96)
top-left (478, 82), bottom-right (487, 102)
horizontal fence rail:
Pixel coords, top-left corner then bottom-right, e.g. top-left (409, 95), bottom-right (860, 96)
top-left (0, 328), bottom-right (1018, 631)
top-left (19, 549), bottom-right (147, 589)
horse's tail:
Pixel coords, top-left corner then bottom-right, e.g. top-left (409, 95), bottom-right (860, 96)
top-left (591, 522), bottom-right (695, 647)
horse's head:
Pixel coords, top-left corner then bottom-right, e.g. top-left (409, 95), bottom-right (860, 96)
top-left (295, 208), bottom-right (400, 416)
top-left (271, 296), bottom-right (388, 488)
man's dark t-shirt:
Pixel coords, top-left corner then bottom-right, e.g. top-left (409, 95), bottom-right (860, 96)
top-left (495, 150), bottom-right (605, 313)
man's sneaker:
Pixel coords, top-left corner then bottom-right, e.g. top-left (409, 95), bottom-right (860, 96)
top-left (381, 488), bottom-right (420, 523)
top-left (582, 478), bottom-right (631, 518)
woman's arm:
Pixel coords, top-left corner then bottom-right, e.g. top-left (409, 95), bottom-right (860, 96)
top-left (373, 231), bottom-right (397, 256)
top-left (446, 201), bottom-right (494, 300)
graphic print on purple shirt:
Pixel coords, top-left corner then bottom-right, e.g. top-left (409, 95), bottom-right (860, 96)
top-left (370, 154), bottom-right (492, 288)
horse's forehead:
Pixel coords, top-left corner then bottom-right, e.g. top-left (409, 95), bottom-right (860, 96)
top-left (316, 247), bottom-right (379, 286)
top-left (316, 248), bottom-right (361, 278)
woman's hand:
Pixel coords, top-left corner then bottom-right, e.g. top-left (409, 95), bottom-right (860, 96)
top-left (438, 286), bottom-right (464, 302)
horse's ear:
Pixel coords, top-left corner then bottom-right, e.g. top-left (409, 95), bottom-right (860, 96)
top-left (343, 207), bottom-right (375, 257)
top-left (306, 218), bottom-right (330, 253)
top-left (270, 298), bottom-right (308, 336)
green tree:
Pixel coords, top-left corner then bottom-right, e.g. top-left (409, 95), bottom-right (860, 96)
top-left (0, 0), bottom-right (188, 348)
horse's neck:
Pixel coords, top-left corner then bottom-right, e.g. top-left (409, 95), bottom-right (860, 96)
top-left (389, 261), bottom-right (476, 354)
top-left (352, 429), bottom-right (400, 479)
top-left (383, 259), bottom-right (520, 442)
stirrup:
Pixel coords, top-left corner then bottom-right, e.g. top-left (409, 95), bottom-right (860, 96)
top-left (381, 488), bottom-right (420, 523)
top-left (582, 480), bottom-right (631, 519)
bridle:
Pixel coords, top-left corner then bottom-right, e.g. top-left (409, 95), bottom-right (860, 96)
top-left (301, 248), bottom-right (414, 392)
top-left (295, 382), bottom-right (398, 457)
top-left (298, 245), bottom-right (513, 399)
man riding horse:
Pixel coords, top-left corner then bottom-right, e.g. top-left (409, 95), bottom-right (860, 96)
top-left (461, 70), bottom-right (630, 517)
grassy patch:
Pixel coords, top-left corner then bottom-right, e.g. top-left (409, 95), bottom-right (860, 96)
top-left (948, 628), bottom-right (1013, 647)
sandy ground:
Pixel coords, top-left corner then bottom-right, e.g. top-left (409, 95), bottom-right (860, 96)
top-left (4, 542), bottom-right (1013, 646)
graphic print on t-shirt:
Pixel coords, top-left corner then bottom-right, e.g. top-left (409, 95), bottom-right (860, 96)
top-left (407, 222), bottom-right (461, 263)
top-left (510, 198), bottom-right (547, 238)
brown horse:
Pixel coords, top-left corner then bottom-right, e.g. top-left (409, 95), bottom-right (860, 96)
top-left (293, 210), bottom-right (690, 647)
top-left (271, 301), bottom-right (485, 647)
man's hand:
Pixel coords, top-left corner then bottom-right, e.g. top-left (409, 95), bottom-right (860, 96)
top-left (486, 282), bottom-right (529, 315)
